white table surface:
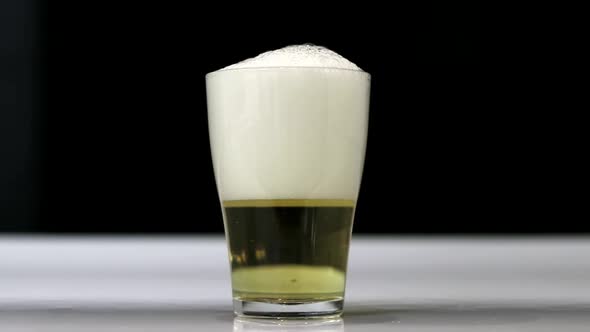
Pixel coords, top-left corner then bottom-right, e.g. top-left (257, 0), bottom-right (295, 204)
top-left (1, 236), bottom-right (589, 331)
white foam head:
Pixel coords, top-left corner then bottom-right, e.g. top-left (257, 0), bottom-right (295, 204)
top-left (207, 45), bottom-right (370, 201)
top-left (221, 44), bottom-right (362, 71)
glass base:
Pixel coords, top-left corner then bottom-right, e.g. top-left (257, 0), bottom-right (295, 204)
top-left (233, 298), bottom-right (343, 319)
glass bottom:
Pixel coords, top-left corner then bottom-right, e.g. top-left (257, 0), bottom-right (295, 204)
top-left (233, 298), bottom-right (343, 319)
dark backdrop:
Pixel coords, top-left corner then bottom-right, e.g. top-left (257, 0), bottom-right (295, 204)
top-left (1, 2), bottom-right (583, 234)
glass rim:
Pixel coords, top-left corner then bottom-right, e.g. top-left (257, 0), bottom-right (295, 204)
top-left (206, 66), bottom-right (371, 79)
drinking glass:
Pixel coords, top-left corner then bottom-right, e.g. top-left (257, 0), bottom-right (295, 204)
top-left (206, 66), bottom-right (370, 318)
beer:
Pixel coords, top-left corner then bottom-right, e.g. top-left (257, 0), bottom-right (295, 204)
top-left (206, 44), bottom-right (370, 318)
top-left (224, 199), bottom-right (354, 302)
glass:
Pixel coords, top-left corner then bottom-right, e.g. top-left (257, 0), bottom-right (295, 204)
top-left (206, 67), bottom-right (370, 318)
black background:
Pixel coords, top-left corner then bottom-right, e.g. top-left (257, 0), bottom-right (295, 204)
top-left (1, 2), bottom-right (583, 234)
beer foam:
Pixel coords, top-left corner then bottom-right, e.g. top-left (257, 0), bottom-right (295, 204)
top-left (221, 44), bottom-right (362, 71)
top-left (207, 46), bottom-right (369, 201)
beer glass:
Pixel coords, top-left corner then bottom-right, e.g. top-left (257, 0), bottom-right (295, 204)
top-left (206, 66), bottom-right (370, 318)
